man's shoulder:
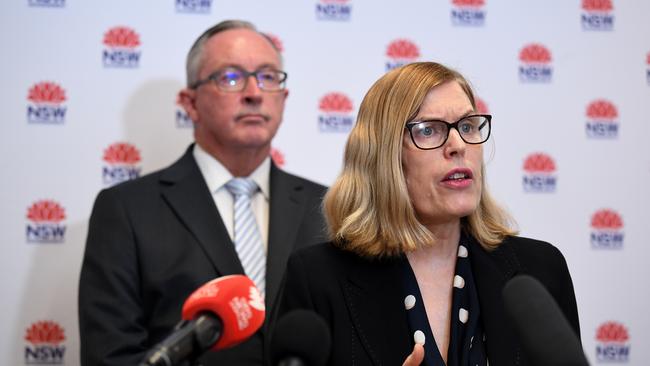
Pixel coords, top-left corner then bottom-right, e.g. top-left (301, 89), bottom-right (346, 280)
top-left (272, 167), bottom-right (327, 194)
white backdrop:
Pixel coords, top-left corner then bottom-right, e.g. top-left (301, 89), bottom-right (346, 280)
top-left (2, 0), bottom-right (649, 364)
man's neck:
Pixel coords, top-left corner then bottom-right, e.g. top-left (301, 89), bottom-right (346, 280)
top-left (196, 141), bottom-right (270, 177)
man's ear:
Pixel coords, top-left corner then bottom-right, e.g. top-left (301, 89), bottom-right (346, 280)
top-left (177, 88), bottom-right (199, 123)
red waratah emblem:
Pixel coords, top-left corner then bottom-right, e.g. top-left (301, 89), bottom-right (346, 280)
top-left (25, 321), bottom-right (66, 345)
top-left (591, 209), bottom-right (623, 229)
top-left (270, 148), bottom-right (285, 168)
top-left (319, 92), bottom-right (353, 113)
top-left (523, 153), bottom-right (556, 173)
top-left (646, 52), bottom-right (650, 65)
top-left (453, 0), bottom-right (485, 6)
top-left (103, 143), bottom-right (141, 164)
top-left (27, 200), bottom-right (66, 223)
top-left (519, 44), bottom-right (552, 63)
top-left (103, 27), bottom-right (141, 48)
top-left (475, 98), bottom-right (489, 114)
top-left (587, 100), bottom-right (618, 119)
top-left (582, 0), bottom-right (613, 11)
top-left (28, 82), bottom-right (66, 104)
top-left (386, 39), bottom-right (420, 59)
top-left (264, 33), bottom-right (284, 53)
top-left (596, 322), bottom-right (629, 343)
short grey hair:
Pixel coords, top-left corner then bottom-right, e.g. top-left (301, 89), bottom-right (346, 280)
top-left (185, 19), bottom-right (282, 87)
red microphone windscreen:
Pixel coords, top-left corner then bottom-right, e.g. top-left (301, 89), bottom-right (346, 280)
top-left (181, 275), bottom-right (265, 350)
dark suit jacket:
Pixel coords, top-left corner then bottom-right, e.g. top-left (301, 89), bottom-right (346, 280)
top-left (278, 234), bottom-right (581, 366)
top-left (78, 145), bottom-right (327, 366)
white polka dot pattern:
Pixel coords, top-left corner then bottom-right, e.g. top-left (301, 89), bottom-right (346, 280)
top-left (458, 245), bottom-right (468, 258)
top-left (459, 308), bottom-right (469, 323)
top-left (404, 295), bottom-right (416, 310)
top-left (453, 275), bottom-right (465, 289)
top-left (414, 330), bottom-right (426, 345)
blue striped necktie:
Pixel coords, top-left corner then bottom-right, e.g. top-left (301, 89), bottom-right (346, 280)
top-left (225, 178), bottom-right (266, 297)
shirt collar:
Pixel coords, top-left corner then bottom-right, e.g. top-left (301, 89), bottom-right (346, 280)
top-left (192, 143), bottom-right (270, 200)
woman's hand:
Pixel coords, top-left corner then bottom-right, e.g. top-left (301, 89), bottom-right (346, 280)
top-left (402, 343), bottom-right (425, 366)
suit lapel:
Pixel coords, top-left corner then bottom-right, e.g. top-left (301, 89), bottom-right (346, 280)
top-left (467, 235), bottom-right (523, 365)
top-left (343, 256), bottom-right (412, 366)
top-left (159, 146), bottom-right (245, 277)
top-left (266, 164), bottom-right (309, 309)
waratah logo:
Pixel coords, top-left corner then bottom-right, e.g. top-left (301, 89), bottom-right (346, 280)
top-left (451, 0), bottom-right (486, 26)
top-left (585, 99), bottom-right (619, 139)
top-left (28, 0), bottom-right (64, 7)
top-left (175, 0), bottom-right (211, 14)
top-left (475, 97), bottom-right (489, 114)
top-left (590, 209), bottom-right (624, 249)
top-left (270, 148), bottom-right (286, 168)
top-left (581, 0), bottom-right (614, 31)
top-left (646, 52), bottom-right (650, 85)
top-left (318, 92), bottom-right (354, 132)
top-left (264, 33), bottom-right (284, 53)
top-left (26, 82), bottom-right (67, 124)
top-left (26, 200), bottom-right (66, 243)
top-left (596, 321), bottom-right (629, 362)
top-left (24, 321), bottom-right (66, 364)
top-left (316, 0), bottom-right (352, 21)
top-left (518, 43), bottom-right (553, 83)
top-left (102, 142), bottom-right (142, 186)
top-left (386, 39), bottom-right (420, 71)
top-left (102, 26), bottom-right (142, 68)
top-left (522, 153), bottom-right (557, 192)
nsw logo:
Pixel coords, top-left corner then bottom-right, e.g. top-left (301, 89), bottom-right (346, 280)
top-left (175, 0), bottom-right (211, 14)
top-left (586, 99), bottom-right (618, 139)
top-left (385, 39), bottom-right (420, 71)
top-left (581, 0), bottom-right (614, 31)
top-left (518, 43), bottom-right (553, 83)
top-left (26, 200), bottom-right (66, 244)
top-left (27, 82), bottom-right (67, 124)
top-left (451, 0), bottom-right (486, 27)
top-left (522, 153), bottom-right (557, 192)
top-left (596, 321), bottom-right (630, 362)
top-left (102, 26), bottom-right (141, 68)
top-left (102, 142), bottom-right (142, 186)
top-left (28, 0), bottom-right (64, 7)
top-left (590, 209), bottom-right (624, 249)
top-left (318, 92), bottom-right (354, 132)
top-left (24, 321), bottom-right (66, 365)
top-left (175, 98), bottom-right (193, 128)
top-left (316, 0), bottom-right (352, 21)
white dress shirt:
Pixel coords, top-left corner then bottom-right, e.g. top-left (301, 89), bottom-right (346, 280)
top-left (192, 144), bottom-right (270, 252)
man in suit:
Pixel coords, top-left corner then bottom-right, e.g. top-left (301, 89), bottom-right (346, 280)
top-left (78, 20), bottom-right (327, 366)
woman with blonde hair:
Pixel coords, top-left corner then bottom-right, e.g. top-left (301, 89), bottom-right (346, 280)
top-left (278, 62), bottom-right (580, 365)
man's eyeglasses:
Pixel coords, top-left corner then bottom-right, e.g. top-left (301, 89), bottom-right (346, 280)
top-left (405, 114), bottom-right (492, 150)
top-left (191, 66), bottom-right (288, 92)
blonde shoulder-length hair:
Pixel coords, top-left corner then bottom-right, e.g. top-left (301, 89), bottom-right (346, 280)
top-left (323, 62), bottom-right (517, 258)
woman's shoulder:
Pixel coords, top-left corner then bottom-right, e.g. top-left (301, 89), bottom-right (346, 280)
top-left (500, 235), bottom-right (564, 260)
top-left (498, 235), bottom-right (571, 281)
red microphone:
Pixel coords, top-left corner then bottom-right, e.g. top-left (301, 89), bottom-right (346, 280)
top-left (140, 275), bottom-right (265, 366)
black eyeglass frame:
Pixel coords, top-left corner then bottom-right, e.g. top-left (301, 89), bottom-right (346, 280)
top-left (190, 66), bottom-right (288, 92)
top-left (405, 114), bottom-right (492, 150)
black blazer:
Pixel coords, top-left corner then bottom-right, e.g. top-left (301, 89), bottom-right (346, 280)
top-left (78, 145), bottom-right (327, 366)
top-left (278, 235), bottom-right (581, 366)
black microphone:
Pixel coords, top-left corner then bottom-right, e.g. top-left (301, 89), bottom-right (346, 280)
top-left (270, 309), bottom-right (331, 366)
top-left (502, 275), bottom-right (589, 366)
